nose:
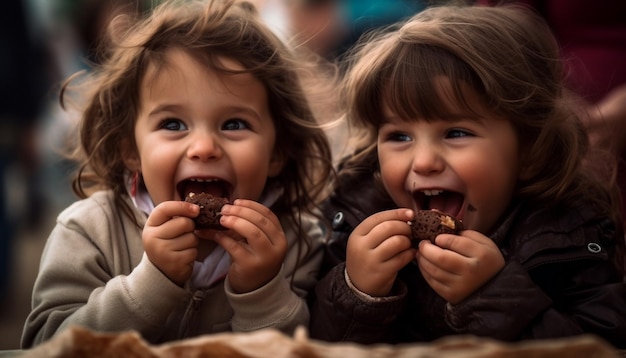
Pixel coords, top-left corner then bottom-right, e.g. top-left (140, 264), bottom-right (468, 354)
top-left (411, 141), bottom-right (445, 176)
top-left (187, 132), bottom-right (223, 162)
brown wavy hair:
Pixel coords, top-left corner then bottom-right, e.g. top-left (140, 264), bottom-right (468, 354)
top-left (61, 0), bottom-right (334, 243)
top-left (338, 4), bottom-right (624, 271)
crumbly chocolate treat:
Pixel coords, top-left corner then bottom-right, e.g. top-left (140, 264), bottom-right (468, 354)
top-left (184, 192), bottom-right (229, 230)
top-left (409, 209), bottom-right (462, 247)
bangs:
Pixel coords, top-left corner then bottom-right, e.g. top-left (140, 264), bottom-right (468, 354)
top-left (352, 42), bottom-right (486, 127)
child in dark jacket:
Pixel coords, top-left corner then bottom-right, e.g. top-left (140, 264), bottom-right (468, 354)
top-left (309, 3), bottom-right (626, 348)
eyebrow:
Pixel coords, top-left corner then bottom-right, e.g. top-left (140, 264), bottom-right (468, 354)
top-left (146, 103), bottom-right (264, 121)
top-left (147, 104), bottom-right (184, 117)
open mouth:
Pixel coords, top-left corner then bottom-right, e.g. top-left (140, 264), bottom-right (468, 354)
top-left (176, 178), bottom-right (232, 201)
top-left (413, 190), bottom-right (464, 218)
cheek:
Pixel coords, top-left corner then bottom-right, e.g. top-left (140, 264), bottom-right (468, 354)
top-left (230, 146), bottom-right (274, 200)
top-left (457, 150), bottom-right (518, 192)
top-left (457, 149), bottom-right (519, 229)
top-left (236, 163), bottom-right (268, 195)
top-left (378, 151), bottom-right (411, 204)
top-left (138, 145), bottom-right (179, 203)
top-left (140, 144), bottom-right (176, 173)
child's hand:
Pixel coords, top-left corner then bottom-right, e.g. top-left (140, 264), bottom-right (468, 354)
top-left (346, 208), bottom-right (415, 297)
top-left (416, 230), bottom-right (504, 304)
top-left (211, 199), bottom-right (287, 294)
top-left (142, 201), bottom-right (200, 286)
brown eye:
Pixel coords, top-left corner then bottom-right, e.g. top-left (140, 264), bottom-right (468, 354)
top-left (160, 118), bottom-right (186, 131)
top-left (222, 118), bottom-right (249, 131)
top-left (446, 128), bottom-right (472, 139)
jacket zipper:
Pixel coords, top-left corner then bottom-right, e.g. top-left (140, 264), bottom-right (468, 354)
top-left (178, 289), bottom-right (204, 339)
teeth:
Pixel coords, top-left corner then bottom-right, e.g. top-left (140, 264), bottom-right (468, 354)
top-left (190, 178), bottom-right (219, 183)
top-left (422, 189), bottom-right (443, 196)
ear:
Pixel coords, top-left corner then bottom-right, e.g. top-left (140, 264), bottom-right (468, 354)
top-left (121, 139), bottom-right (141, 172)
top-left (268, 150), bottom-right (286, 178)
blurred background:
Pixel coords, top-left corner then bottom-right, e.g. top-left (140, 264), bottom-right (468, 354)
top-left (0, 0), bottom-right (428, 349)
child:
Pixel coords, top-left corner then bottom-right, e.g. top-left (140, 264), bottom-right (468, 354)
top-left (22, 0), bottom-right (334, 348)
top-left (309, 3), bottom-right (626, 348)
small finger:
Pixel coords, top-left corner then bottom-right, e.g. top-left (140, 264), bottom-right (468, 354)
top-left (353, 208), bottom-right (414, 237)
top-left (146, 201), bottom-right (199, 227)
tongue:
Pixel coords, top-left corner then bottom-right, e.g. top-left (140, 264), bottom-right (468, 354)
top-left (428, 192), bottom-right (463, 218)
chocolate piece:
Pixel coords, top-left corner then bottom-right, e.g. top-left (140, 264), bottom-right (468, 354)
top-left (409, 209), bottom-right (462, 247)
top-left (184, 192), bottom-right (229, 230)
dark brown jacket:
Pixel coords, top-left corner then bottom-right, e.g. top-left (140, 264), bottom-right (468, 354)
top-left (309, 162), bottom-right (626, 348)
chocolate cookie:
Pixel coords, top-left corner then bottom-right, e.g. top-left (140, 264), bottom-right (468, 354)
top-left (409, 209), bottom-right (462, 247)
top-left (184, 192), bottom-right (229, 230)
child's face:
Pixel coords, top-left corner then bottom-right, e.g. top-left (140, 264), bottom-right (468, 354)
top-left (132, 49), bottom-right (283, 206)
top-left (377, 80), bottom-right (520, 235)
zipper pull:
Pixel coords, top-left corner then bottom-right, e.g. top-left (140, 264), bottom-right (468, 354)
top-left (179, 290), bottom-right (204, 338)
top-left (191, 289), bottom-right (203, 310)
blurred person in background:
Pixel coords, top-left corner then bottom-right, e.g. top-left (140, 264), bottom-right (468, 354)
top-left (0, 0), bottom-right (158, 320)
top-left (282, 0), bottom-right (429, 61)
top-left (0, 0), bottom-right (50, 305)
top-left (475, 0), bottom-right (626, 229)
top-left (32, 0), bottom-right (158, 215)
